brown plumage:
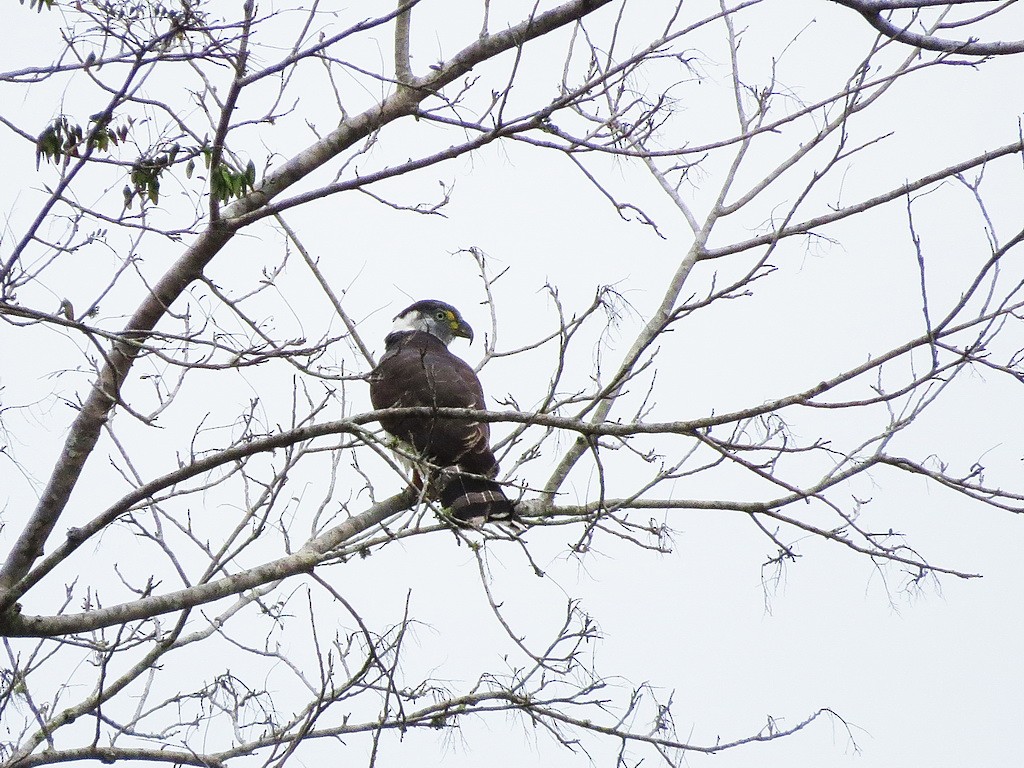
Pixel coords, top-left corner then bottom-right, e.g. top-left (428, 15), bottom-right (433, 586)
top-left (369, 300), bottom-right (514, 524)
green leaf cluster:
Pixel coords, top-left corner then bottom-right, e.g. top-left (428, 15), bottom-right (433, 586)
top-left (35, 115), bottom-right (258, 209)
top-left (95, 1), bottom-right (191, 22)
top-left (125, 144), bottom-right (180, 208)
top-left (198, 149), bottom-right (257, 204)
top-left (35, 115), bottom-right (130, 168)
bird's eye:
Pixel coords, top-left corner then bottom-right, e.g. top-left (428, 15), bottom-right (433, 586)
top-left (435, 310), bottom-right (446, 320)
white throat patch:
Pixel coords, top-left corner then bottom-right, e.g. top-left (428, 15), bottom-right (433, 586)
top-left (390, 313), bottom-right (424, 335)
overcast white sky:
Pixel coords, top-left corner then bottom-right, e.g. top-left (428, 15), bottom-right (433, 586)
top-left (2, 2), bottom-right (1023, 767)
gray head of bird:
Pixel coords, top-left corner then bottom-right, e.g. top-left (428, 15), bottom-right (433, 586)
top-left (390, 299), bottom-right (474, 346)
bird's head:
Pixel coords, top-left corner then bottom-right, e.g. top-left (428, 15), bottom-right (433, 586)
top-left (390, 299), bottom-right (474, 346)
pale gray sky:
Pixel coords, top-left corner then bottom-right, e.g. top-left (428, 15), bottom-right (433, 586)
top-left (1, 2), bottom-right (1022, 767)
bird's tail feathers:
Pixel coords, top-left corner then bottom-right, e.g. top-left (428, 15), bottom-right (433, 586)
top-left (438, 470), bottom-right (516, 527)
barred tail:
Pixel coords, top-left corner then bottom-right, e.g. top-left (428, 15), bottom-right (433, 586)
top-left (439, 472), bottom-right (516, 525)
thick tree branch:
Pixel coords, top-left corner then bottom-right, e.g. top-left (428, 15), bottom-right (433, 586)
top-left (829, 0), bottom-right (1024, 54)
top-left (0, 491), bottom-right (413, 637)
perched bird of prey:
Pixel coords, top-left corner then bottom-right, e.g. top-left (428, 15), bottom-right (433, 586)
top-left (369, 299), bottom-right (515, 524)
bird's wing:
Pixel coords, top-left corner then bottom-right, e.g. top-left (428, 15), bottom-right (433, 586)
top-left (370, 333), bottom-right (498, 475)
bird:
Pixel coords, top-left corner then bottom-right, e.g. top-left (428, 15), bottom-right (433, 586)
top-left (368, 299), bottom-right (515, 525)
